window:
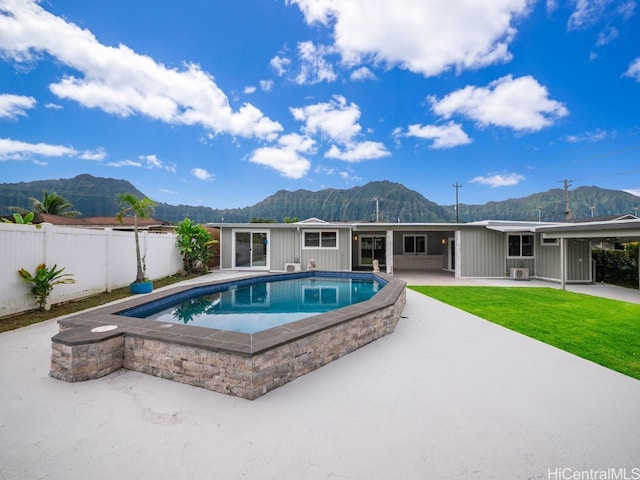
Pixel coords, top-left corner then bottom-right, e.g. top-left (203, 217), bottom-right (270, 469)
top-left (541, 237), bottom-right (559, 246)
top-left (508, 234), bottom-right (534, 257)
top-left (403, 234), bottom-right (426, 254)
top-left (303, 230), bottom-right (338, 249)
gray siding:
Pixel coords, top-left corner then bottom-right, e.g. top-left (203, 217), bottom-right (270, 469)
top-left (566, 239), bottom-right (592, 282)
top-left (269, 228), bottom-right (301, 270)
top-left (459, 229), bottom-right (506, 277)
top-left (300, 227), bottom-right (351, 271)
top-left (536, 235), bottom-right (561, 280)
top-left (221, 228), bottom-right (233, 269)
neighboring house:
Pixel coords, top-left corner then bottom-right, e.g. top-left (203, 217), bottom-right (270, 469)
top-left (211, 216), bottom-right (640, 287)
top-left (24, 213), bottom-right (175, 232)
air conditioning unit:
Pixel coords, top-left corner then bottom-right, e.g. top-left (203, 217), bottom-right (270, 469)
top-left (510, 268), bottom-right (529, 280)
top-left (284, 263), bottom-right (302, 272)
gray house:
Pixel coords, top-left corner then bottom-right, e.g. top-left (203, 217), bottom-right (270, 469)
top-left (211, 216), bottom-right (640, 287)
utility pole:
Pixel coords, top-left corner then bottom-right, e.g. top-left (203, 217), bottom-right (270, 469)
top-left (372, 197), bottom-right (381, 223)
top-left (558, 179), bottom-right (573, 220)
top-left (537, 205), bottom-right (543, 222)
top-left (452, 182), bottom-right (462, 223)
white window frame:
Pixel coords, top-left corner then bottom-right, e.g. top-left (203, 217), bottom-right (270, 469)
top-left (403, 234), bottom-right (427, 255)
top-left (540, 236), bottom-right (559, 246)
top-left (507, 234), bottom-right (535, 258)
top-left (302, 230), bottom-right (339, 249)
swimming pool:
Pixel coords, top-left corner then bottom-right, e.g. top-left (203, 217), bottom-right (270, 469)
top-left (118, 275), bottom-right (384, 334)
top-left (50, 271), bottom-right (406, 400)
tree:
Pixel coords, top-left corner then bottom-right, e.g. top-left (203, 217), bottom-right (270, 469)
top-left (115, 193), bottom-right (157, 284)
top-left (29, 191), bottom-right (80, 217)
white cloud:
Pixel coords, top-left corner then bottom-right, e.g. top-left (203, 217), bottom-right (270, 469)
top-left (0, 94), bottom-right (36, 119)
top-left (79, 148), bottom-right (107, 161)
top-left (0, 0), bottom-right (282, 140)
top-left (44, 103), bottom-right (63, 110)
top-left (564, 129), bottom-right (610, 143)
top-left (470, 173), bottom-right (525, 187)
top-left (191, 168), bottom-right (214, 181)
top-left (249, 133), bottom-right (314, 179)
top-left (243, 86), bottom-right (257, 94)
top-left (287, 0), bottom-right (529, 76)
top-left (139, 154), bottom-right (176, 172)
top-left (430, 75), bottom-right (569, 131)
top-left (314, 164), bottom-right (362, 182)
top-left (624, 188), bottom-right (640, 197)
top-left (259, 80), bottom-right (274, 92)
top-left (106, 159), bottom-right (142, 167)
top-left (596, 26), bottom-right (619, 46)
top-left (294, 41), bottom-right (337, 85)
top-left (270, 55), bottom-right (291, 76)
top-left (290, 95), bottom-right (390, 161)
top-left (624, 58), bottom-right (640, 81)
top-left (350, 66), bottom-right (376, 81)
top-left (0, 137), bottom-right (77, 160)
top-left (291, 95), bottom-right (361, 143)
top-left (404, 121), bottom-right (473, 149)
top-left (325, 141), bottom-right (390, 162)
top-left (568, 0), bottom-right (636, 30)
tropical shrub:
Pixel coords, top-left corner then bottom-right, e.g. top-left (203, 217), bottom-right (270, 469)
top-left (2, 212), bottom-right (35, 224)
top-left (18, 263), bottom-right (76, 311)
top-left (593, 243), bottom-right (639, 288)
top-left (176, 218), bottom-right (216, 273)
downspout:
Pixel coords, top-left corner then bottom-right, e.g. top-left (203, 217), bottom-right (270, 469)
top-left (297, 227), bottom-right (302, 267)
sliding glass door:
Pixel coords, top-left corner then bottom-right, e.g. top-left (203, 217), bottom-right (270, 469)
top-left (359, 236), bottom-right (386, 266)
top-left (234, 231), bottom-right (268, 268)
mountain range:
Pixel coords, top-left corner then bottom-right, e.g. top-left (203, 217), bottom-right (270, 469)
top-left (1, 174), bottom-right (639, 224)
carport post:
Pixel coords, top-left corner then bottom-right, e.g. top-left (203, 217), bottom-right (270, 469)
top-left (560, 238), bottom-right (566, 290)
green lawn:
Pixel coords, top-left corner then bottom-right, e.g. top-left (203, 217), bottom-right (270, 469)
top-left (409, 286), bottom-right (640, 381)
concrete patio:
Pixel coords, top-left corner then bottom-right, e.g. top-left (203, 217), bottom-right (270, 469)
top-left (1, 271), bottom-right (639, 479)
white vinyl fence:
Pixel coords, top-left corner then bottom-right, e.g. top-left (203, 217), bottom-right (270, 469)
top-left (1, 223), bottom-right (183, 317)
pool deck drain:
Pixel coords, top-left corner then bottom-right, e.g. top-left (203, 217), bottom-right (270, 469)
top-left (50, 271), bottom-right (406, 399)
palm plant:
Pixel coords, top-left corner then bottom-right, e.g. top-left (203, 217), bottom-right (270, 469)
top-left (30, 191), bottom-right (80, 217)
top-left (115, 193), bottom-right (157, 284)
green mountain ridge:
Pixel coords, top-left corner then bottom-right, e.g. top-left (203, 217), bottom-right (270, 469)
top-left (1, 174), bottom-right (638, 223)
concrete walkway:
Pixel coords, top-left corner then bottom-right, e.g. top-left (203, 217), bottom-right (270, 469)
top-left (1, 272), bottom-right (639, 479)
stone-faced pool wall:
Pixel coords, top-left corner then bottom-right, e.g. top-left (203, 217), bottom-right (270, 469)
top-left (50, 272), bottom-right (406, 400)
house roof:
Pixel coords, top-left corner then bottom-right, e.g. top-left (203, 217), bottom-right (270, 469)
top-left (33, 213), bottom-right (173, 229)
top-left (535, 218), bottom-right (640, 241)
top-left (208, 217), bottom-right (640, 241)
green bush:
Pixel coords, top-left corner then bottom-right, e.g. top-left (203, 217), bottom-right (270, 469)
top-left (593, 243), bottom-right (639, 288)
top-left (18, 263), bottom-right (76, 311)
top-left (176, 218), bottom-right (217, 273)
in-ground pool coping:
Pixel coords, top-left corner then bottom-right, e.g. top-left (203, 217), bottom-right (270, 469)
top-left (50, 271), bottom-right (407, 399)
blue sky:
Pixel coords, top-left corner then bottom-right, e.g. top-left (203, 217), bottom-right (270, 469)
top-left (1, 0), bottom-right (639, 211)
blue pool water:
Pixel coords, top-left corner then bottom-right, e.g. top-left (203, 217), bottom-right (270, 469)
top-left (118, 272), bottom-right (385, 334)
